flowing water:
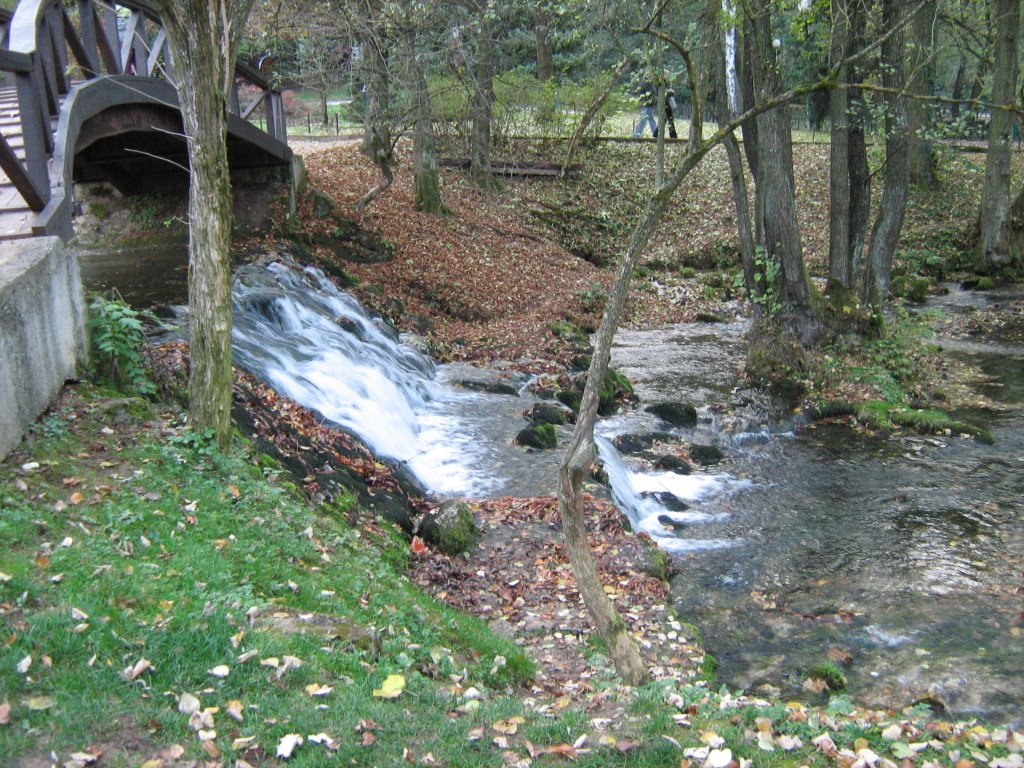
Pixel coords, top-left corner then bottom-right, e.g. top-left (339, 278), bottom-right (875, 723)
top-left (81, 255), bottom-right (1023, 724)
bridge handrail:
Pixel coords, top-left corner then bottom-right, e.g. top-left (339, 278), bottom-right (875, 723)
top-left (0, 0), bottom-right (287, 215)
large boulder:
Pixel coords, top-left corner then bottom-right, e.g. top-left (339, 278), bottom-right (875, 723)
top-left (690, 444), bottom-right (724, 465)
top-left (419, 501), bottom-right (477, 555)
top-left (515, 423), bottom-right (558, 450)
top-left (646, 401), bottom-right (698, 427)
top-left (525, 402), bottom-right (572, 426)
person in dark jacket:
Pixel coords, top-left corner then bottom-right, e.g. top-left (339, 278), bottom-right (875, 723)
top-left (654, 74), bottom-right (678, 139)
top-left (632, 74), bottom-right (657, 137)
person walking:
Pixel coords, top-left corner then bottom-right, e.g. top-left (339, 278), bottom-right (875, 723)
top-left (632, 74), bottom-right (657, 138)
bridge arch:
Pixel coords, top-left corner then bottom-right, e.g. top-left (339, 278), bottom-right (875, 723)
top-left (0, 0), bottom-right (292, 240)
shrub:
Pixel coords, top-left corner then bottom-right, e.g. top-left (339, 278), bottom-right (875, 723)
top-left (87, 293), bottom-right (156, 396)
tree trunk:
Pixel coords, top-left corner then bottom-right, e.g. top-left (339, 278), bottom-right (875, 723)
top-left (748, 0), bottom-right (810, 317)
top-left (907, 0), bottom-right (936, 188)
top-left (711, 0), bottom-right (756, 295)
top-left (470, 10), bottom-right (499, 191)
top-left (864, 0), bottom-right (910, 306)
top-left (536, 7), bottom-right (554, 82)
top-left (558, 138), bottom-right (719, 687)
top-left (828, 0), bottom-right (869, 293)
top-left (356, 0), bottom-right (394, 211)
top-left (404, 26), bottom-right (444, 214)
top-left (978, 0), bottom-right (1021, 273)
top-left (154, 0), bottom-right (256, 449)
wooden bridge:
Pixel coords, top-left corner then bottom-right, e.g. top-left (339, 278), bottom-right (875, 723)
top-left (0, 0), bottom-right (291, 241)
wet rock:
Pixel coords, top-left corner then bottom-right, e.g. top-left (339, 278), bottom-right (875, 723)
top-left (612, 431), bottom-right (676, 455)
top-left (399, 331), bottom-right (433, 356)
top-left (555, 389), bottom-right (582, 413)
top-left (525, 402), bottom-right (572, 426)
top-left (645, 492), bottom-right (689, 512)
top-left (655, 454), bottom-right (692, 474)
top-left (515, 424), bottom-right (558, 450)
top-left (637, 546), bottom-right (674, 582)
top-left (364, 490), bottom-right (415, 536)
top-left (690, 443), bottom-right (724, 465)
top-left (419, 501), bottom-right (477, 555)
top-left (696, 311), bottom-right (725, 323)
top-left (457, 379), bottom-right (520, 396)
top-left (646, 401), bottom-right (698, 427)
top-left (335, 316), bottom-right (364, 338)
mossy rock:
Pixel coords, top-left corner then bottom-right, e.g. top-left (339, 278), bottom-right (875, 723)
top-left (637, 546), bottom-right (673, 582)
top-left (654, 454), bottom-right (692, 474)
top-left (514, 423), bottom-right (558, 450)
top-left (690, 444), bottom-right (724, 465)
top-left (696, 311), bottom-right (724, 323)
top-left (892, 275), bottom-right (934, 303)
top-left (555, 389), bottom-right (582, 413)
top-left (599, 368), bottom-right (634, 415)
top-left (525, 402), bottom-right (571, 426)
top-left (807, 662), bottom-right (847, 691)
top-left (419, 500), bottom-right (477, 555)
top-left (646, 401), bottom-right (698, 427)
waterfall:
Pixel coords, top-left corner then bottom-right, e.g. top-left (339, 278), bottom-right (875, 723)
top-left (228, 260), bottom-right (751, 554)
top-left (231, 261), bottom-right (498, 497)
top-left (595, 437), bottom-right (746, 554)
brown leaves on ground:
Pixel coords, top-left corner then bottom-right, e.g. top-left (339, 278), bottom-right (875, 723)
top-left (409, 494), bottom-right (706, 700)
top-left (301, 142), bottom-right (610, 370)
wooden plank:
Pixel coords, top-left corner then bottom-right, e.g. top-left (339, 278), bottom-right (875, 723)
top-left (0, 205), bottom-right (35, 240)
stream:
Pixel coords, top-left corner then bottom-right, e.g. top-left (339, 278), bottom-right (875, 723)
top-left (81, 252), bottom-right (1024, 725)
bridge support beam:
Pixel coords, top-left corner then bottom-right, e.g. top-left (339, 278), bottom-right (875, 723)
top-left (0, 236), bottom-right (87, 460)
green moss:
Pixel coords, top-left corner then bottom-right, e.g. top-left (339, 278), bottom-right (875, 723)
top-left (700, 653), bottom-right (719, 682)
top-left (547, 320), bottom-right (588, 342)
top-left (809, 400), bottom-right (859, 420)
top-left (514, 423), bottom-right (558, 449)
top-left (556, 389), bottom-right (582, 413)
top-left (808, 662), bottom-right (847, 691)
top-left (891, 275), bottom-right (934, 303)
top-left (975, 276), bottom-right (996, 291)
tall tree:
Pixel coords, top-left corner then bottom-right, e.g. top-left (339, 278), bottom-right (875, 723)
top-left (469, 1), bottom-right (500, 191)
top-left (401, 3), bottom-right (446, 214)
top-left (977, 0), bottom-right (1021, 273)
top-left (353, 0), bottom-right (397, 211)
top-left (151, 0), bottom-right (257, 447)
top-left (536, 6), bottom-right (554, 81)
top-left (827, 0), bottom-right (870, 294)
top-left (906, 0), bottom-right (937, 187)
top-left (864, 0), bottom-right (911, 305)
top-left (747, 0), bottom-right (812, 324)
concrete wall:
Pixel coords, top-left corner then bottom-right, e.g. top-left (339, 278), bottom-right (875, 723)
top-left (0, 238), bottom-right (87, 460)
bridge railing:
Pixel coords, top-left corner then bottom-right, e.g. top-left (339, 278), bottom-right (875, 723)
top-left (0, 0), bottom-right (287, 214)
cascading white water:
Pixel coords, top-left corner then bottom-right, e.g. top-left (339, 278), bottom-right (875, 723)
top-left (595, 437), bottom-right (748, 554)
top-left (231, 261), bottom-right (499, 496)
top-left (229, 261), bottom-right (755, 553)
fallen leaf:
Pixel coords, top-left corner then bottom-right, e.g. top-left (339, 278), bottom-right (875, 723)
top-left (125, 657), bottom-right (154, 680)
top-left (372, 674), bottom-right (406, 699)
top-left (277, 733), bottom-right (303, 759)
top-left (304, 683), bottom-right (333, 697)
top-left (201, 740), bottom-right (221, 759)
top-left (0, 702), bottom-right (10, 724)
top-left (362, 731), bottom-right (377, 747)
top-left (71, 608), bottom-right (89, 621)
top-left (493, 716), bottom-right (525, 735)
top-left (208, 664), bottom-right (230, 678)
top-left (69, 492), bottom-right (85, 506)
top-left (225, 700), bottom-right (244, 722)
top-left (177, 692), bottom-right (201, 715)
top-left (411, 536), bottom-right (428, 554)
top-left (706, 748), bottom-right (733, 768)
top-left (25, 695), bottom-right (53, 711)
top-left (309, 732), bottom-right (340, 750)
top-left (231, 735), bottom-right (258, 750)
top-left (16, 655), bottom-right (31, 675)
